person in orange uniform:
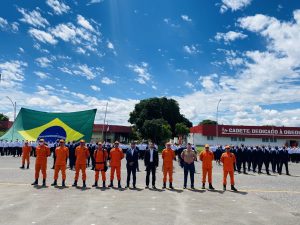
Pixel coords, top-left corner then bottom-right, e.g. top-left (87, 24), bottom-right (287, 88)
top-left (20, 140), bottom-right (32, 169)
top-left (72, 140), bottom-right (90, 188)
top-left (92, 142), bottom-right (108, 188)
top-left (162, 142), bottom-right (176, 189)
top-left (199, 144), bottom-right (215, 190)
top-left (31, 139), bottom-right (51, 186)
top-left (108, 141), bottom-right (124, 188)
top-left (221, 145), bottom-right (238, 191)
top-left (51, 139), bottom-right (69, 187)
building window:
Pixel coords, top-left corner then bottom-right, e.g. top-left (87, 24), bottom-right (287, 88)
top-left (207, 136), bottom-right (214, 140)
top-left (262, 138), bottom-right (269, 142)
top-left (270, 137), bottom-right (277, 143)
top-left (231, 137), bottom-right (237, 141)
top-left (262, 137), bottom-right (277, 143)
top-left (239, 137), bottom-right (245, 142)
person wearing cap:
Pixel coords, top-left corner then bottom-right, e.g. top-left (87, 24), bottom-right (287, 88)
top-left (20, 141), bottom-right (32, 169)
top-left (72, 140), bottom-right (90, 188)
top-left (92, 142), bottom-right (108, 188)
top-left (162, 142), bottom-right (176, 189)
top-left (125, 141), bottom-right (139, 188)
top-left (221, 146), bottom-right (238, 191)
top-left (108, 141), bottom-right (124, 188)
top-left (199, 144), bottom-right (215, 190)
top-left (31, 139), bottom-right (51, 186)
top-left (51, 139), bottom-right (69, 187)
top-left (181, 143), bottom-right (197, 189)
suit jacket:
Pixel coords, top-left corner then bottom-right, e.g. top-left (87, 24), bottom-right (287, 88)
top-left (126, 148), bottom-right (139, 167)
top-left (144, 148), bottom-right (159, 167)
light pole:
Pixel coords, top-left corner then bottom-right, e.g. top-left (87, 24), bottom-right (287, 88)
top-left (101, 102), bottom-right (108, 141)
top-left (6, 96), bottom-right (17, 141)
top-left (216, 99), bottom-right (222, 144)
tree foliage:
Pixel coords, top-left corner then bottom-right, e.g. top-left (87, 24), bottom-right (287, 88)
top-left (0, 113), bottom-right (9, 121)
top-left (175, 122), bottom-right (190, 136)
top-left (129, 97), bottom-right (192, 143)
top-left (199, 119), bottom-right (217, 125)
top-left (141, 119), bottom-right (172, 144)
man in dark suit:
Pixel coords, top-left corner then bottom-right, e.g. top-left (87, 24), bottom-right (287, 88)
top-left (278, 147), bottom-right (290, 175)
top-left (144, 142), bottom-right (159, 189)
top-left (125, 141), bottom-right (139, 188)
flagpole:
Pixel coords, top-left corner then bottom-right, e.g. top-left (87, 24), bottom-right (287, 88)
top-left (101, 102), bottom-right (108, 141)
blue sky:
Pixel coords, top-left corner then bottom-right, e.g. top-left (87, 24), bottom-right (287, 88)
top-left (1, 0), bottom-right (300, 126)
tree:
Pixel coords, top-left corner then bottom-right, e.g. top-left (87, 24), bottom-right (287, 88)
top-left (0, 113), bottom-right (9, 121)
top-left (129, 97), bottom-right (192, 139)
top-left (199, 119), bottom-right (217, 125)
top-left (141, 119), bottom-right (172, 144)
top-left (175, 123), bottom-right (190, 136)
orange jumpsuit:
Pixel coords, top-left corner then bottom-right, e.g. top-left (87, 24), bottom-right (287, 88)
top-left (94, 149), bottom-right (108, 182)
top-left (35, 145), bottom-right (51, 180)
top-left (54, 146), bottom-right (69, 180)
top-left (74, 146), bottom-right (90, 181)
top-left (109, 148), bottom-right (124, 181)
top-left (162, 148), bottom-right (175, 183)
top-left (22, 145), bottom-right (32, 165)
top-left (221, 152), bottom-right (236, 185)
top-left (199, 150), bottom-right (214, 184)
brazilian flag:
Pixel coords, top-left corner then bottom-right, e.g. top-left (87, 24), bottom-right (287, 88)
top-left (0, 108), bottom-right (97, 142)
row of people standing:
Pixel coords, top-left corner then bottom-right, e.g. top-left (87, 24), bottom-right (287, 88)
top-left (212, 145), bottom-right (291, 175)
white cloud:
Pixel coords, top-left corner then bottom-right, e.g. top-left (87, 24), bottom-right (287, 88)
top-left (91, 85), bottom-right (100, 91)
top-left (215, 31), bottom-right (247, 44)
top-left (19, 47), bottom-right (24, 53)
top-left (50, 23), bottom-right (77, 41)
top-left (58, 67), bottom-right (73, 75)
top-left (185, 81), bottom-right (194, 89)
top-left (35, 57), bottom-right (52, 68)
top-left (77, 15), bottom-right (96, 32)
top-left (0, 60), bottom-right (27, 88)
top-left (101, 77), bottom-right (116, 85)
top-left (27, 96), bottom-right (61, 106)
top-left (107, 41), bottom-right (114, 49)
top-left (77, 64), bottom-right (96, 80)
top-left (0, 17), bottom-right (8, 28)
top-left (199, 74), bottom-right (218, 92)
top-left (46, 0), bottom-right (70, 15)
top-left (28, 28), bottom-right (57, 45)
top-left (34, 71), bottom-right (49, 79)
top-left (17, 8), bottom-right (49, 28)
top-left (0, 17), bottom-right (19, 32)
top-left (220, 0), bottom-right (252, 13)
top-left (183, 45), bottom-right (200, 54)
top-left (128, 62), bottom-right (151, 84)
top-left (181, 15), bottom-right (192, 22)
top-left (87, 0), bottom-right (104, 5)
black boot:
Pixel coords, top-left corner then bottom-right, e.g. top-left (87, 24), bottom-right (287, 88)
top-left (72, 180), bottom-right (77, 187)
top-left (62, 180), bottom-right (66, 187)
top-left (202, 183), bottom-right (205, 189)
top-left (42, 179), bottom-right (46, 187)
top-left (92, 181), bottom-right (98, 187)
top-left (191, 185), bottom-right (195, 189)
top-left (102, 181), bottom-right (106, 188)
top-left (108, 180), bottom-right (113, 187)
top-left (27, 164), bottom-right (29, 169)
top-left (118, 180), bottom-right (122, 189)
top-left (169, 182), bottom-right (174, 189)
top-left (20, 165), bottom-right (25, 169)
top-left (223, 184), bottom-right (226, 191)
top-left (162, 182), bottom-right (166, 189)
top-left (83, 181), bottom-right (86, 188)
top-left (209, 183), bottom-right (215, 190)
top-left (31, 179), bottom-right (38, 185)
top-left (231, 185), bottom-right (237, 192)
top-left (51, 180), bottom-right (57, 186)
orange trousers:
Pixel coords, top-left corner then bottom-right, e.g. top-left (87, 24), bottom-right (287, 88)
top-left (223, 171), bottom-right (235, 185)
top-left (75, 164), bottom-right (87, 181)
top-left (95, 170), bottom-right (106, 181)
top-left (54, 165), bottom-right (66, 180)
top-left (35, 163), bottom-right (47, 179)
top-left (110, 166), bottom-right (121, 181)
top-left (22, 155), bottom-right (30, 165)
top-left (163, 166), bottom-right (173, 183)
top-left (202, 168), bottom-right (212, 183)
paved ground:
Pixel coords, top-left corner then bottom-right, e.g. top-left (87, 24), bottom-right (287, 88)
top-left (0, 156), bottom-right (299, 225)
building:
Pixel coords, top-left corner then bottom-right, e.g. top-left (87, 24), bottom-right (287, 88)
top-left (91, 124), bottom-right (132, 143)
top-left (188, 124), bottom-right (300, 147)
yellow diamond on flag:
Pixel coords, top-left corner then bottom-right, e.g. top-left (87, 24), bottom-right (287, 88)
top-left (18, 118), bottom-right (84, 142)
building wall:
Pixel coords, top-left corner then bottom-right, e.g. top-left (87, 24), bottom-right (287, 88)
top-left (188, 133), bottom-right (295, 147)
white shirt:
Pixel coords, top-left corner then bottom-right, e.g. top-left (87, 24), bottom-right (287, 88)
top-left (149, 148), bottom-right (154, 162)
